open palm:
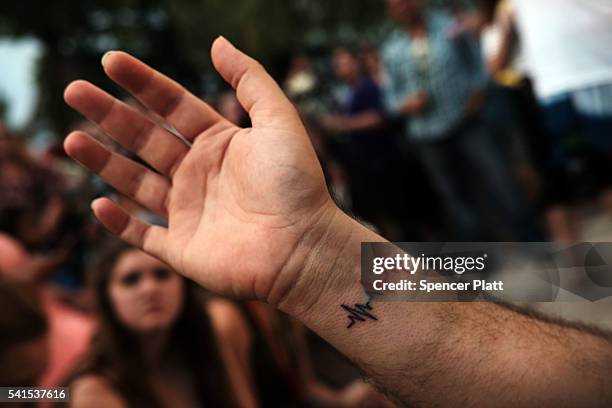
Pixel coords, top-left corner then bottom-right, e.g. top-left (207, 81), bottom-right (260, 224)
top-left (64, 37), bottom-right (335, 303)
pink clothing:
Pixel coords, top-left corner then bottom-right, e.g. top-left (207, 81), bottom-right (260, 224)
top-left (0, 233), bottom-right (94, 398)
top-left (38, 289), bottom-right (95, 388)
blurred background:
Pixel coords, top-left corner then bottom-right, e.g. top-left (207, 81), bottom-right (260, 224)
top-left (0, 0), bottom-right (611, 406)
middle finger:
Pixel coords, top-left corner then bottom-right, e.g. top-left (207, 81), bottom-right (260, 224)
top-left (65, 80), bottom-right (188, 178)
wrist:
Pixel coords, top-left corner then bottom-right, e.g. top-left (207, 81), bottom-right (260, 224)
top-left (270, 203), bottom-right (361, 316)
top-left (271, 201), bottom-right (351, 313)
top-left (275, 207), bottom-right (388, 328)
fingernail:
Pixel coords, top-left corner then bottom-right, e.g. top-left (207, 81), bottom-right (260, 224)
top-left (91, 198), bottom-right (103, 211)
top-left (101, 51), bottom-right (114, 66)
top-left (218, 35), bottom-right (235, 49)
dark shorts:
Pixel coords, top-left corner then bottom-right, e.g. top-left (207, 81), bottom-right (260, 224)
top-left (540, 92), bottom-right (612, 205)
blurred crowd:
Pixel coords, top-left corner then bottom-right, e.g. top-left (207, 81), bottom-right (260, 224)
top-left (1, 0), bottom-right (611, 406)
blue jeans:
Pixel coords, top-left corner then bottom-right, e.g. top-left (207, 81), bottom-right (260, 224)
top-left (416, 119), bottom-right (540, 241)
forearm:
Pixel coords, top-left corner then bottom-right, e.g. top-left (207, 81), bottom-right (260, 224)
top-left (343, 111), bottom-right (384, 131)
top-left (325, 111), bottom-right (384, 133)
top-left (278, 209), bottom-right (612, 407)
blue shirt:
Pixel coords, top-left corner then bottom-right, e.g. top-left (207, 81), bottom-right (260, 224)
top-left (339, 77), bottom-right (383, 117)
top-left (382, 12), bottom-right (487, 141)
top-left (334, 77), bottom-right (401, 165)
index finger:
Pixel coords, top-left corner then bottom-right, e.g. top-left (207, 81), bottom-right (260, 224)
top-left (101, 51), bottom-right (232, 141)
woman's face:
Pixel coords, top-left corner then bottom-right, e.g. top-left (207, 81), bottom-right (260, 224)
top-left (108, 250), bottom-right (184, 334)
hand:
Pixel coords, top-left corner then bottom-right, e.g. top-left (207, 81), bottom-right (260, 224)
top-left (63, 37), bottom-right (339, 305)
top-left (401, 92), bottom-right (429, 116)
top-left (322, 114), bottom-right (348, 133)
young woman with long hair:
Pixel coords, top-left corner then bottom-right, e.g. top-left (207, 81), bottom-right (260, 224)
top-left (67, 240), bottom-right (254, 407)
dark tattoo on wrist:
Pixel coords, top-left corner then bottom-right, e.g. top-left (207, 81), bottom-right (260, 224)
top-left (341, 295), bottom-right (377, 328)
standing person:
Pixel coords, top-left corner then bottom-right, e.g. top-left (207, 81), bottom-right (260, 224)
top-left (381, 0), bottom-right (539, 241)
top-left (478, 0), bottom-right (547, 202)
top-left (67, 241), bottom-right (255, 408)
top-left (510, 0), bottom-right (612, 243)
top-left (323, 47), bottom-right (420, 241)
top-left (359, 44), bottom-right (385, 86)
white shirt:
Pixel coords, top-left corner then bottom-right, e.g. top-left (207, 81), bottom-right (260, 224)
top-left (512, 0), bottom-right (612, 99)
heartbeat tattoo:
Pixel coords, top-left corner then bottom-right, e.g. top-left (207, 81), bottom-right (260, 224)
top-left (341, 295), bottom-right (377, 328)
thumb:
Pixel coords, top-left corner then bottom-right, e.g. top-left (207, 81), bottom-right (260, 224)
top-left (211, 36), bottom-right (298, 128)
